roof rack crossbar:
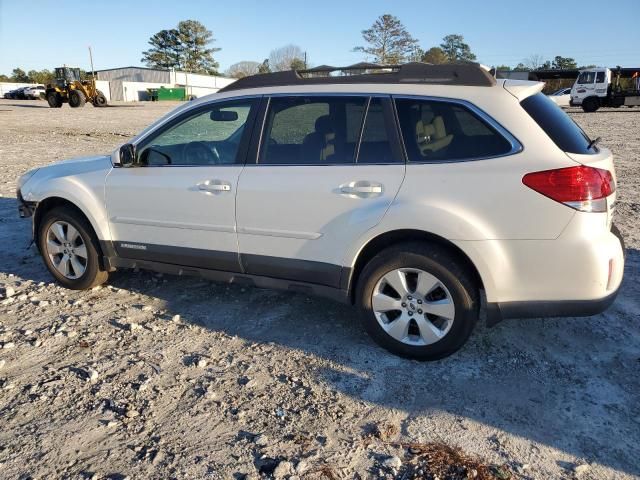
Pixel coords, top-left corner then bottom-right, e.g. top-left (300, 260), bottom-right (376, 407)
top-left (219, 62), bottom-right (495, 93)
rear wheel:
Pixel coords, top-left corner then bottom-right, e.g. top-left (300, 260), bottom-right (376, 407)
top-left (37, 207), bottom-right (108, 289)
top-left (582, 97), bottom-right (600, 113)
top-left (69, 90), bottom-right (86, 108)
top-left (93, 90), bottom-right (107, 107)
top-left (46, 92), bottom-right (62, 108)
top-left (356, 243), bottom-right (479, 360)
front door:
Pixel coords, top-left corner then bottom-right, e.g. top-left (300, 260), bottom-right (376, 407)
top-left (235, 95), bottom-right (405, 287)
top-left (105, 98), bottom-right (259, 271)
top-left (575, 70), bottom-right (597, 102)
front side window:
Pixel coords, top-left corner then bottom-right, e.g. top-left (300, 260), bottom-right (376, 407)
top-left (395, 98), bottom-right (513, 162)
top-left (596, 71), bottom-right (606, 83)
top-left (139, 99), bottom-right (256, 166)
top-left (260, 96), bottom-right (367, 165)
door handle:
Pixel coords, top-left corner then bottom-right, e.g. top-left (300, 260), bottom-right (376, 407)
top-left (197, 180), bottom-right (231, 193)
top-left (338, 181), bottom-right (383, 197)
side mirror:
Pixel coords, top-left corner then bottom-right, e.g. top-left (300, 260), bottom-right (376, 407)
top-left (119, 143), bottom-right (136, 167)
top-left (210, 110), bottom-right (238, 122)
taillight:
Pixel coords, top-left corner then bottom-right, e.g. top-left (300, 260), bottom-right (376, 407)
top-left (522, 166), bottom-right (615, 213)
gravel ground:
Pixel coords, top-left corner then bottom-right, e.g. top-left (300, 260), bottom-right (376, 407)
top-left (0, 99), bottom-right (638, 480)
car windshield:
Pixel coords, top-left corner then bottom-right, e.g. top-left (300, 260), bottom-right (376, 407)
top-left (577, 71), bottom-right (596, 84)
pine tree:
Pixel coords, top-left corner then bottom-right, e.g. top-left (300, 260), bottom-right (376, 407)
top-left (141, 29), bottom-right (181, 69)
top-left (141, 20), bottom-right (221, 74)
top-left (440, 34), bottom-right (477, 62)
top-left (354, 14), bottom-right (418, 64)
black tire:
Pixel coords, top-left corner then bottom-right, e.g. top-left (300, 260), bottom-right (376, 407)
top-left (46, 92), bottom-right (62, 108)
top-left (37, 207), bottom-right (108, 290)
top-left (582, 97), bottom-right (600, 113)
top-left (93, 91), bottom-right (107, 107)
top-left (69, 90), bottom-right (86, 108)
top-left (355, 242), bottom-right (479, 360)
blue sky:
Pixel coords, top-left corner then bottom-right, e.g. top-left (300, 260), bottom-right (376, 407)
top-left (1, 0), bottom-right (638, 75)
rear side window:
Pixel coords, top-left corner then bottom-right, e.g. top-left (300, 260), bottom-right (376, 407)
top-left (520, 93), bottom-right (595, 154)
top-left (395, 98), bottom-right (513, 162)
top-left (357, 98), bottom-right (398, 164)
top-left (260, 96), bottom-right (367, 165)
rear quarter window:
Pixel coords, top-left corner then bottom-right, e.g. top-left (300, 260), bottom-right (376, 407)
top-left (520, 93), bottom-right (595, 154)
top-left (395, 98), bottom-right (514, 162)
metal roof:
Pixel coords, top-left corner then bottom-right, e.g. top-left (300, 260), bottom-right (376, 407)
top-left (95, 66), bottom-right (170, 73)
top-left (305, 64), bottom-right (336, 72)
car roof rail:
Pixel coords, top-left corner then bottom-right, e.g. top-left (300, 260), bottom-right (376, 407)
top-left (219, 62), bottom-right (496, 92)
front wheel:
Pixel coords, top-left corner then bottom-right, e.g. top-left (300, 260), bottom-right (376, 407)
top-left (582, 97), bottom-right (600, 113)
top-left (69, 90), bottom-right (86, 108)
top-left (356, 243), bottom-right (479, 360)
top-left (37, 207), bottom-right (108, 289)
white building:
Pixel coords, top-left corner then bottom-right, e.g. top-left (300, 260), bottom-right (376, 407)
top-left (95, 66), bottom-right (235, 102)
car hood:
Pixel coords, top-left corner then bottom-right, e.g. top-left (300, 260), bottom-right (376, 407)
top-left (19, 154), bottom-right (113, 204)
top-left (40, 154), bottom-right (113, 174)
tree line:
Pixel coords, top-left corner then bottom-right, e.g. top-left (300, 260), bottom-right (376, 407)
top-left (226, 16), bottom-right (480, 78)
top-left (137, 15), bottom-right (598, 79)
top-left (0, 68), bottom-right (64, 84)
top-left (497, 54), bottom-right (595, 72)
top-left (0, 15), bottom-right (602, 82)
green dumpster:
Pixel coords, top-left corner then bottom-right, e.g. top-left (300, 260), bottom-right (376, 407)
top-left (157, 87), bottom-right (186, 101)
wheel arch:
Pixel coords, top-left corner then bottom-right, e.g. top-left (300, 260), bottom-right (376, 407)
top-left (346, 229), bottom-right (485, 304)
top-left (33, 196), bottom-right (108, 269)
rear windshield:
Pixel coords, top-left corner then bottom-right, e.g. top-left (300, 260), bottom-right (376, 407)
top-left (521, 93), bottom-right (595, 154)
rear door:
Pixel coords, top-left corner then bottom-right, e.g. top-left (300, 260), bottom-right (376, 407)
top-left (235, 95), bottom-right (405, 287)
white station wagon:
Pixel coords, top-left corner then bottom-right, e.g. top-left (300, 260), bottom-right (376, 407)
top-left (17, 63), bottom-right (624, 359)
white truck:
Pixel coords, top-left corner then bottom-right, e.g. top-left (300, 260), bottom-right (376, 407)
top-left (570, 67), bottom-right (640, 112)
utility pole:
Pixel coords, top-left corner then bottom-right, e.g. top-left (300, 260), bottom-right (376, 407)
top-left (88, 46), bottom-right (96, 90)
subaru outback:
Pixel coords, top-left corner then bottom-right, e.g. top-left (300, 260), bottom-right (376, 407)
top-left (16, 63), bottom-right (624, 360)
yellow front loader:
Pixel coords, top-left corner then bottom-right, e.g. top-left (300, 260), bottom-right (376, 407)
top-left (45, 67), bottom-right (107, 108)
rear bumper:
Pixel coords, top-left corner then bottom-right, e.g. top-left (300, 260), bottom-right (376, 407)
top-left (486, 288), bottom-right (619, 325)
top-left (465, 221), bottom-right (625, 326)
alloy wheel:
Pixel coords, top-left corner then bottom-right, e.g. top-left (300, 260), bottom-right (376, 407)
top-left (372, 268), bottom-right (455, 346)
top-left (45, 221), bottom-right (88, 279)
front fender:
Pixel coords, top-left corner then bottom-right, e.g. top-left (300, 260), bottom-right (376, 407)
top-left (20, 156), bottom-right (112, 241)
